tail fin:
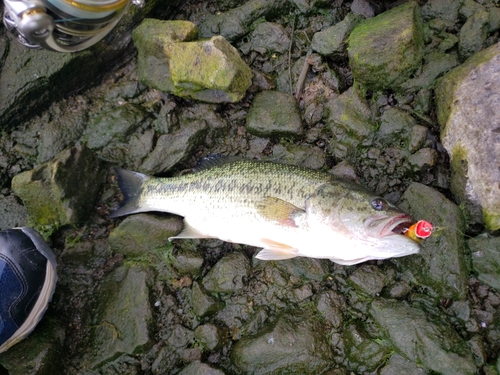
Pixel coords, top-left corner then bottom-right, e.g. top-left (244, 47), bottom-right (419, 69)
top-left (110, 168), bottom-right (150, 218)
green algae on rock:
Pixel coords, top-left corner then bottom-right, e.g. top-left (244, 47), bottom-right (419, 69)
top-left (435, 42), bottom-right (500, 231)
top-left (133, 19), bottom-right (252, 103)
top-left (11, 145), bottom-right (105, 232)
top-left (246, 90), bottom-right (303, 139)
top-left (347, 1), bottom-right (424, 91)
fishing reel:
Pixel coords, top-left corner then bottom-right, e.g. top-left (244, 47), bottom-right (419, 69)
top-left (3, 0), bottom-right (144, 52)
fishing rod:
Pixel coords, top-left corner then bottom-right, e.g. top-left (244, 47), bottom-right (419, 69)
top-left (3, 0), bottom-right (144, 52)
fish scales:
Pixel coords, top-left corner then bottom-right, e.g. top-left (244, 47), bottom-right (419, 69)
top-left (111, 159), bottom-right (422, 265)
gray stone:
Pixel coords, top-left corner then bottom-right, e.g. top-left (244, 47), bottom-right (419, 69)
top-left (311, 13), bottom-right (363, 58)
top-left (347, 1), bottom-right (424, 91)
top-left (344, 322), bottom-right (391, 371)
top-left (379, 353), bottom-right (428, 375)
top-left (194, 324), bottom-right (223, 350)
top-left (348, 264), bottom-right (388, 296)
top-left (108, 214), bottom-right (183, 258)
top-left (435, 42), bottom-right (500, 230)
top-left (178, 361), bottom-right (225, 375)
top-left (11, 145), bottom-right (104, 229)
top-left (246, 90), bottom-right (303, 139)
top-left (459, 9), bottom-right (490, 60)
top-left (397, 182), bottom-right (469, 300)
top-left (376, 108), bottom-right (417, 146)
top-left (191, 282), bottom-right (223, 318)
top-left (245, 22), bottom-right (290, 55)
top-left (84, 103), bottom-right (147, 150)
top-left (407, 148), bottom-right (438, 173)
top-left (133, 20), bottom-right (252, 103)
top-left (172, 248), bottom-right (205, 277)
top-left (198, 0), bottom-right (289, 42)
top-left (370, 299), bottom-right (476, 375)
top-left (168, 36), bottom-right (253, 103)
top-left (85, 266), bottom-right (153, 369)
top-left (469, 236), bottom-right (500, 292)
top-left (315, 290), bottom-right (344, 328)
top-left (326, 87), bottom-right (375, 159)
top-left (231, 311), bottom-right (334, 374)
top-left (401, 49), bottom-right (459, 91)
top-left (0, 195), bottom-right (28, 230)
top-left (133, 19), bottom-right (198, 95)
top-left (140, 118), bottom-right (208, 174)
top-left (203, 252), bottom-right (250, 294)
top-left (421, 0), bottom-right (461, 24)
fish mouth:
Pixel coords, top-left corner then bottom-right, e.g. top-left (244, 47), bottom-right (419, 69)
top-left (384, 214), bottom-right (413, 237)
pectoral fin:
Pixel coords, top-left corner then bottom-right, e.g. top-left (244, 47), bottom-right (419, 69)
top-left (255, 239), bottom-right (298, 260)
top-left (169, 221), bottom-right (216, 240)
top-left (256, 197), bottom-right (305, 228)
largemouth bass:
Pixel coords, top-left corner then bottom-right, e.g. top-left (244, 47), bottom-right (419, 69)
top-left (110, 157), bottom-right (421, 265)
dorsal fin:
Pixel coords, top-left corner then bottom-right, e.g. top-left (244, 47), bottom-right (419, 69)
top-left (193, 154), bottom-right (241, 172)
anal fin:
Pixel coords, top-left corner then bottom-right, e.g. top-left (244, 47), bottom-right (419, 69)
top-left (255, 239), bottom-right (298, 260)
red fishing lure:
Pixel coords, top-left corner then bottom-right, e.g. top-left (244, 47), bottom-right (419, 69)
top-left (403, 220), bottom-right (433, 242)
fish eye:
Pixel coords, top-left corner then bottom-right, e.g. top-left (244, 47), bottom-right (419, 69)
top-left (371, 198), bottom-right (386, 211)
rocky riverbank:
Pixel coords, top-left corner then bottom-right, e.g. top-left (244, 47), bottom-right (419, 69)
top-left (0, 0), bottom-right (499, 374)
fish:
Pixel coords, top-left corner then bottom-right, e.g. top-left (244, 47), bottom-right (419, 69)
top-left (110, 157), bottom-right (421, 265)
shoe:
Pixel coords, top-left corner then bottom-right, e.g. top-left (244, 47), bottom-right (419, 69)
top-left (0, 227), bottom-right (57, 353)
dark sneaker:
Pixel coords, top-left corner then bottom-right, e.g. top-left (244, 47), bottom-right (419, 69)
top-left (0, 227), bottom-right (57, 353)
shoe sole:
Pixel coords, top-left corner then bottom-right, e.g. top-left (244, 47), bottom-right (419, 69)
top-left (0, 227), bottom-right (58, 354)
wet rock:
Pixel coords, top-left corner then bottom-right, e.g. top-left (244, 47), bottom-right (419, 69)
top-left (0, 316), bottom-right (62, 375)
top-left (421, 0), bottom-right (461, 25)
top-left (151, 324), bottom-right (195, 374)
top-left (351, 0), bottom-right (374, 18)
top-left (84, 103), bottom-right (150, 159)
top-left (172, 247), bottom-right (205, 277)
top-left (140, 117), bottom-right (209, 174)
top-left (272, 257), bottom-right (330, 282)
top-left (397, 182), bottom-right (468, 299)
top-left (178, 361), bottom-right (225, 375)
top-left (11, 145), bottom-right (104, 229)
top-left (347, 1), bottom-right (424, 91)
top-left (0, 195), bottom-right (28, 230)
top-left (242, 22), bottom-right (290, 55)
top-left (326, 87), bottom-right (375, 159)
top-left (194, 323), bottom-right (224, 350)
top-left (348, 264), bottom-right (388, 296)
top-left (133, 19), bottom-right (198, 94)
top-left (315, 290), bottom-right (344, 328)
top-left (379, 353), bottom-right (427, 375)
top-left (459, 9), bottom-right (490, 60)
top-left (133, 19), bottom-right (252, 103)
top-left (246, 90), bottom-right (303, 139)
top-left (311, 13), bottom-right (363, 59)
top-left (203, 252), bottom-right (250, 294)
top-left (270, 143), bottom-right (325, 170)
top-left (370, 299), bottom-right (477, 375)
top-left (407, 147), bottom-right (438, 173)
top-left (401, 49), bottom-right (459, 91)
top-left (198, 0), bottom-right (289, 42)
top-left (376, 107), bottom-right (417, 146)
top-left (167, 36), bottom-right (253, 103)
top-left (231, 310), bottom-right (334, 374)
top-left (469, 236), bottom-right (500, 292)
top-left (344, 322), bottom-right (391, 372)
top-left (85, 266), bottom-right (153, 369)
top-left (435, 42), bottom-right (500, 230)
top-left (191, 282), bottom-right (223, 318)
top-left (108, 214), bottom-right (183, 258)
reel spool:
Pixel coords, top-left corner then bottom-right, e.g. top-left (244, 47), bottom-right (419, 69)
top-left (3, 0), bottom-right (144, 52)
